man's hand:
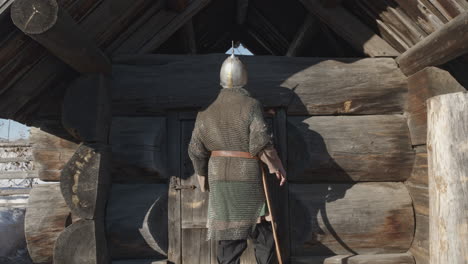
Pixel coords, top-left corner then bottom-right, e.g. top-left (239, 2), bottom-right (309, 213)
top-left (275, 168), bottom-right (287, 186)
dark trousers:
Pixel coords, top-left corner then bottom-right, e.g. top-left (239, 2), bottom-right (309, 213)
top-left (217, 221), bottom-right (276, 264)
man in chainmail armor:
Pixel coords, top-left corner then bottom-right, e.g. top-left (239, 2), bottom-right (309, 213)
top-left (188, 51), bottom-right (287, 264)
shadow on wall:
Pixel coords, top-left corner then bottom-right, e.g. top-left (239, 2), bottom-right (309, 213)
top-left (282, 87), bottom-right (355, 257)
top-left (288, 124), bottom-right (355, 256)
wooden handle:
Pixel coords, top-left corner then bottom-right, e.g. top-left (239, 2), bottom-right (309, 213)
top-left (261, 166), bottom-right (283, 264)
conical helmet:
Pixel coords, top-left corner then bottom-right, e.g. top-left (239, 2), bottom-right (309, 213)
top-left (220, 45), bottom-right (248, 88)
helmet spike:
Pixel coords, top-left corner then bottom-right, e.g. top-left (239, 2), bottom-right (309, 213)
top-left (231, 40), bottom-right (235, 57)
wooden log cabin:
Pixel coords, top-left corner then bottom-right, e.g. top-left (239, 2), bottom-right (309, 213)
top-left (0, 0), bottom-right (467, 263)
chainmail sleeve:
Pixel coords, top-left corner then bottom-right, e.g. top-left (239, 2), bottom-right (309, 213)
top-left (188, 115), bottom-right (210, 176)
top-left (249, 101), bottom-right (273, 156)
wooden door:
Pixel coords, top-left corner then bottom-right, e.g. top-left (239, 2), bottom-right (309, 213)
top-left (168, 109), bottom-right (289, 264)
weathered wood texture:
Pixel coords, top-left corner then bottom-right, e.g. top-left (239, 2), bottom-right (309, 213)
top-left (410, 213), bottom-right (429, 264)
top-left (106, 184), bottom-right (168, 259)
top-left (397, 11), bottom-right (468, 75)
top-left (60, 143), bottom-right (111, 220)
top-left (31, 126), bottom-right (79, 181)
top-left (10, 0), bottom-right (111, 73)
top-left (406, 148), bottom-right (429, 217)
top-left (288, 115), bottom-right (414, 182)
top-left (53, 219), bottom-right (109, 264)
top-left (167, 112), bottom-right (181, 264)
top-left (111, 55), bottom-right (407, 115)
top-left (405, 67), bottom-right (465, 145)
top-left (110, 117), bottom-right (168, 183)
top-left (112, 0), bottom-right (210, 55)
top-left (299, 0), bottom-right (400, 57)
top-left (62, 74), bottom-right (111, 142)
top-left (290, 182), bottom-right (414, 256)
top-left (0, 0), bottom-right (156, 120)
top-left (406, 146), bottom-right (428, 186)
top-left (25, 183), bottom-right (71, 264)
top-left (291, 253), bottom-right (415, 264)
top-left (427, 92), bottom-right (468, 264)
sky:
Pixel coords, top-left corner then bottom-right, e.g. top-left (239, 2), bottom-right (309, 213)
top-left (225, 43), bottom-right (253, 56)
top-left (0, 119), bottom-right (30, 141)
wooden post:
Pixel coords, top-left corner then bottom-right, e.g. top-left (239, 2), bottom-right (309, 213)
top-left (397, 11), bottom-right (468, 76)
top-left (427, 92), bottom-right (468, 264)
top-left (10, 0), bottom-right (111, 73)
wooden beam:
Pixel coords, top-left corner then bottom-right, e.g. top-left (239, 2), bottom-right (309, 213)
top-left (237, 0), bottom-right (249, 25)
top-left (288, 115), bottom-right (414, 182)
top-left (286, 14), bottom-right (319, 57)
top-left (299, 0), bottom-right (400, 57)
top-left (247, 6), bottom-right (289, 55)
top-left (178, 20), bottom-right (197, 54)
top-left (10, 0), bottom-right (111, 74)
top-left (427, 92), bottom-right (468, 264)
top-left (0, 0), bottom-right (156, 121)
top-left (166, 0), bottom-right (189, 12)
top-left (115, 0), bottom-right (210, 54)
top-left (0, 0), bottom-right (14, 16)
top-left (320, 23), bottom-right (347, 57)
top-left (397, 11), bottom-right (468, 76)
top-left (111, 55), bottom-right (407, 116)
top-left (405, 67), bottom-right (465, 145)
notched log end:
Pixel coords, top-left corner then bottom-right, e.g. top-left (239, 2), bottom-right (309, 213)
top-left (11, 0), bottom-right (59, 34)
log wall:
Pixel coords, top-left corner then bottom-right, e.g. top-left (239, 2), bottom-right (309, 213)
top-left (27, 55), bottom-right (418, 263)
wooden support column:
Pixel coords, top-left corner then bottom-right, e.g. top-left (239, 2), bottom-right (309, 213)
top-left (54, 74), bottom-right (112, 264)
top-left (397, 11), bottom-right (468, 76)
top-left (10, 0), bottom-right (111, 74)
top-left (427, 92), bottom-right (468, 264)
top-left (299, 0), bottom-right (399, 57)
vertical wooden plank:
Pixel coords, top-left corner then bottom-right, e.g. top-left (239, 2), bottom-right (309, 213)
top-left (181, 228), bottom-right (211, 264)
top-left (179, 118), bottom-right (212, 263)
top-left (427, 92), bottom-right (468, 264)
top-left (167, 111), bottom-right (181, 264)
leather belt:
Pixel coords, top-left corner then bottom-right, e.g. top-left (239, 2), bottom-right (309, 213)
top-left (211, 150), bottom-right (259, 160)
